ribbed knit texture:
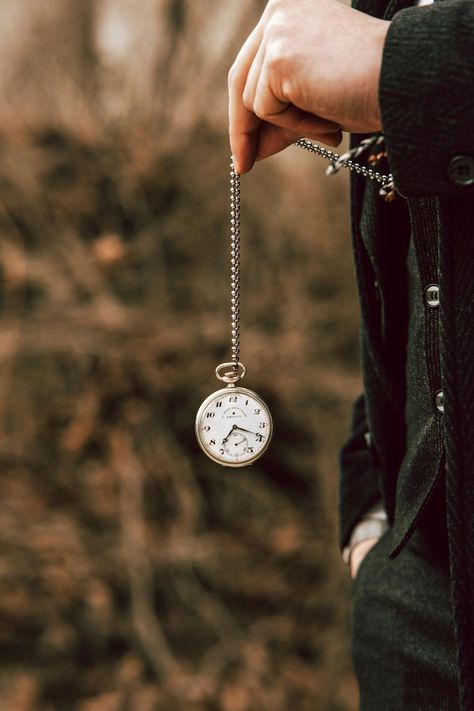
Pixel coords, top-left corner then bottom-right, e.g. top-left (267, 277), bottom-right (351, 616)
top-left (380, 0), bottom-right (474, 198)
top-left (352, 524), bottom-right (460, 710)
top-left (387, 198), bottom-right (445, 560)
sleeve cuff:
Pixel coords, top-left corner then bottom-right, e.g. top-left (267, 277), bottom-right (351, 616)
top-left (379, 0), bottom-right (474, 197)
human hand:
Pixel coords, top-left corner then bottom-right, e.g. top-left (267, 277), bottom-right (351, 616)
top-left (350, 536), bottom-right (380, 580)
top-left (228, 0), bottom-right (390, 173)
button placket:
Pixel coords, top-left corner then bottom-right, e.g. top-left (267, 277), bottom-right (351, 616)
top-left (425, 286), bottom-right (443, 413)
top-left (408, 199), bottom-right (443, 418)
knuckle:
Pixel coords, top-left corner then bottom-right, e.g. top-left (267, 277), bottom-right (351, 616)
top-left (242, 90), bottom-right (253, 111)
top-left (252, 101), bottom-right (268, 120)
top-left (265, 38), bottom-right (288, 72)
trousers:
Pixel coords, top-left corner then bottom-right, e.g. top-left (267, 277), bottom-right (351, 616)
top-left (351, 475), bottom-right (461, 710)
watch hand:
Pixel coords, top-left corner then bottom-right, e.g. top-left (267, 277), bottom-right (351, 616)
top-left (221, 425), bottom-right (237, 445)
top-left (234, 426), bottom-right (259, 437)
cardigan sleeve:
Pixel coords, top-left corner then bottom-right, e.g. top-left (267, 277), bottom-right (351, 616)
top-left (338, 392), bottom-right (384, 551)
top-left (379, 0), bottom-right (474, 198)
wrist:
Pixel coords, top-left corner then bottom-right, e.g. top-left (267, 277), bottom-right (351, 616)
top-left (342, 516), bottom-right (389, 566)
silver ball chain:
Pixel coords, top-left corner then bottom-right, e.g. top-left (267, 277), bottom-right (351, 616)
top-left (230, 164), bottom-right (241, 369)
top-left (294, 137), bottom-right (393, 190)
top-left (228, 137), bottom-right (393, 371)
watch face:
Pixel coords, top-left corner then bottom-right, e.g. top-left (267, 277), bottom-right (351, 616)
top-left (195, 387), bottom-right (272, 466)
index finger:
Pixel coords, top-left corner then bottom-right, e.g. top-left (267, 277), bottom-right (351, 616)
top-left (228, 26), bottom-right (263, 174)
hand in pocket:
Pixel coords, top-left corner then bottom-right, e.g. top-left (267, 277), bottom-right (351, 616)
top-left (350, 536), bottom-right (381, 580)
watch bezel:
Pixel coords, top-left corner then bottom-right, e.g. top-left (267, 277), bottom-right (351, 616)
top-left (195, 386), bottom-right (273, 467)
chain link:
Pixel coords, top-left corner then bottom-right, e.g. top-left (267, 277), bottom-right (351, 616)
top-left (228, 139), bottom-right (393, 369)
top-left (294, 138), bottom-right (393, 187)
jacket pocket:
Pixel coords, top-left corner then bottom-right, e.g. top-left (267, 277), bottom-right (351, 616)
top-left (351, 526), bottom-right (391, 590)
top-left (386, 415), bottom-right (445, 560)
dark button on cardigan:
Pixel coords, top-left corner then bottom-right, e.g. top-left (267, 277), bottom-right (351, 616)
top-left (447, 155), bottom-right (474, 187)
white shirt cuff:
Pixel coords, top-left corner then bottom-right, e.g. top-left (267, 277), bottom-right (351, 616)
top-left (342, 498), bottom-right (389, 565)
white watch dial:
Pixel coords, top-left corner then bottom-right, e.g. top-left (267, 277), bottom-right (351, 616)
top-left (196, 387), bottom-right (272, 466)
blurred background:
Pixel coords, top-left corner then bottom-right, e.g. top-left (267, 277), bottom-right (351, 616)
top-left (0, 1), bottom-right (363, 709)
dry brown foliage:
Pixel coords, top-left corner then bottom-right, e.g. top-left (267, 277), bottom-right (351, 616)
top-left (0, 2), bottom-right (362, 709)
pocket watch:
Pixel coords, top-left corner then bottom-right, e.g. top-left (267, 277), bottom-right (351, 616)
top-left (195, 162), bottom-right (273, 467)
top-left (195, 362), bottom-right (273, 467)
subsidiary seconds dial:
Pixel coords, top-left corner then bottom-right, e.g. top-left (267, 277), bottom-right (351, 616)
top-left (195, 386), bottom-right (273, 467)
